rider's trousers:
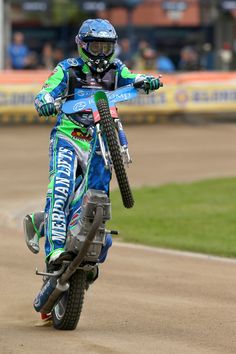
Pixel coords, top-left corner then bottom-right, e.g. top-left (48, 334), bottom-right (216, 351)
top-left (45, 124), bottom-right (111, 259)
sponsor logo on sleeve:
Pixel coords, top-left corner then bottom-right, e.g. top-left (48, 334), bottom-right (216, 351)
top-left (67, 58), bottom-right (79, 66)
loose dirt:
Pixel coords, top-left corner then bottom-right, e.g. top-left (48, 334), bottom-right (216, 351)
top-left (0, 124), bottom-right (236, 354)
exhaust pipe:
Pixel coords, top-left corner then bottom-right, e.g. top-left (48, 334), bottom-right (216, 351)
top-left (34, 277), bottom-right (69, 314)
top-left (33, 205), bottom-right (103, 314)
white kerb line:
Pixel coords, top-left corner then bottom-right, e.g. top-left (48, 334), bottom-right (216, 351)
top-left (113, 241), bottom-right (236, 264)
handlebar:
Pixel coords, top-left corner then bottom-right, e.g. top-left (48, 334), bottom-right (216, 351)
top-left (54, 97), bottom-right (63, 112)
top-left (39, 77), bottom-right (164, 117)
top-left (55, 77), bottom-right (163, 109)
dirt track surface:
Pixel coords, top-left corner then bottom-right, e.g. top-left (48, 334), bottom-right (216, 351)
top-left (1, 124), bottom-right (236, 354)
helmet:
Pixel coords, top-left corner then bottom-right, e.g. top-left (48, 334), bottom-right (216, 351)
top-left (76, 19), bottom-right (118, 72)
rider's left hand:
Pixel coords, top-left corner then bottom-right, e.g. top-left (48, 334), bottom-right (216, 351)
top-left (144, 76), bottom-right (162, 94)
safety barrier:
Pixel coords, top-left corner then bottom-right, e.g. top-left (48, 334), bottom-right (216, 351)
top-left (0, 70), bottom-right (236, 124)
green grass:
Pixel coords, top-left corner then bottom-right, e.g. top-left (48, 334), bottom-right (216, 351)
top-left (109, 178), bottom-right (236, 257)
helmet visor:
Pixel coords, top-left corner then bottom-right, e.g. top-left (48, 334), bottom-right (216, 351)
top-left (87, 41), bottom-right (114, 57)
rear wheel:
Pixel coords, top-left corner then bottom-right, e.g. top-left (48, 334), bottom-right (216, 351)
top-left (52, 269), bottom-right (86, 330)
top-left (97, 99), bottom-right (134, 208)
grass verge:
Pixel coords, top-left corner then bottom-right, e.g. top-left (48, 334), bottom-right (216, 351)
top-left (109, 178), bottom-right (236, 258)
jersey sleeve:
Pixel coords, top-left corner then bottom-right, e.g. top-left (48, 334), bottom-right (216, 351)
top-left (34, 64), bottom-right (68, 112)
top-left (115, 59), bottom-right (145, 87)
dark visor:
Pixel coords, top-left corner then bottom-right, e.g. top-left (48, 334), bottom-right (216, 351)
top-left (87, 41), bottom-right (114, 56)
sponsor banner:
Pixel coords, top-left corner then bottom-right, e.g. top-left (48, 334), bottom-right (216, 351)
top-left (170, 81), bottom-right (236, 113)
top-left (0, 71), bottom-right (236, 120)
top-left (118, 81), bottom-right (236, 113)
top-left (0, 84), bottom-right (38, 114)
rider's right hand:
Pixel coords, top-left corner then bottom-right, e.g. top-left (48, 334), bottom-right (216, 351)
top-left (38, 103), bottom-right (57, 117)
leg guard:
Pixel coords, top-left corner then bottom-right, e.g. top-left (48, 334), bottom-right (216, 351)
top-left (45, 139), bottom-right (77, 259)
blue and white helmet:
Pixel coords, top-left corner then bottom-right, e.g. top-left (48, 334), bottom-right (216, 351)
top-left (76, 19), bottom-right (118, 72)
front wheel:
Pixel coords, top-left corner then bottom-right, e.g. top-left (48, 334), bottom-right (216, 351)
top-left (52, 269), bottom-right (86, 330)
top-left (97, 99), bottom-right (134, 208)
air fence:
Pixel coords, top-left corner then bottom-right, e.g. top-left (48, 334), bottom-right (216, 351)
top-left (0, 71), bottom-right (236, 124)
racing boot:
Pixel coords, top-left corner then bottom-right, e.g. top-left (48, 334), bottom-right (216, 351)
top-left (48, 249), bottom-right (74, 266)
top-left (23, 212), bottom-right (44, 254)
top-left (40, 312), bottom-right (53, 326)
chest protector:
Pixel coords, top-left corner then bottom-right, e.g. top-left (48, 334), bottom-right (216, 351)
top-left (66, 65), bottom-right (117, 126)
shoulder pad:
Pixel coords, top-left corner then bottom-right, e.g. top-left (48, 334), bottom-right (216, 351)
top-left (59, 57), bottom-right (83, 71)
top-left (113, 58), bottom-right (124, 69)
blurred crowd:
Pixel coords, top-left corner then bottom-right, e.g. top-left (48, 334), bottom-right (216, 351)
top-left (6, 32), bottom-right (64, 70)
top-left (6, 31), bottom-right (235, 73)
top-left (117, 38), bottom-right (234, 72)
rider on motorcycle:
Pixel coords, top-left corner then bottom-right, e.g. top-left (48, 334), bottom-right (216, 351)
top-left (24, 19), bottom-right (161, 268)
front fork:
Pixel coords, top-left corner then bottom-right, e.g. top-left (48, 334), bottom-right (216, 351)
top-left (114, 118), bottom-right (132, 165)
top-left (95, 119), bottom-right (132, 169)
top-left (96, 123), bottom-right (110, 169)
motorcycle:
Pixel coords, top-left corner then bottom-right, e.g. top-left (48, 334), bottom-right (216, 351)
top-left (25, 78), bottom-right (162, 330)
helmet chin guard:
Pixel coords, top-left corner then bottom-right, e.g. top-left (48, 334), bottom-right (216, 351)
top-left (88, 57), bottom-right (109, 72)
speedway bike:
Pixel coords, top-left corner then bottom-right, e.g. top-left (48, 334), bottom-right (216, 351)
top-left (26, 78), bottom-right (162, 330)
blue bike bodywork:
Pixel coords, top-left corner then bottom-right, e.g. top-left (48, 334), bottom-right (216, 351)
top-left (61, 84), bottom-right (139, 116)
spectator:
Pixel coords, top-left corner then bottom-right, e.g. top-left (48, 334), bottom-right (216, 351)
top-left (7, 32), bottom-right (30, 70)
top-left (200, 43), bottom-right (215, 71)
top-left (40, 43), bottom-right (55, 70)
top-left (24, 51), bottom-right (40, 70)
top-left (219, 42), bottom-right (233, 71)
top-left (137, 40), bottom-right (150, 55)
top-left (53, 47), bottom-right (65, 65)
top-left (118, 38), bottom-right (135, 69)
top-left (156, 52), bottom-right (175, 73)
top-left (178, 46), bottom-right (200, 71)
top-left (135, 43), bottom-right (156, 71)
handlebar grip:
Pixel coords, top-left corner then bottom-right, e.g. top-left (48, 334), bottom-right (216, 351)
top-left (133, 79), bottom-right (146, 89)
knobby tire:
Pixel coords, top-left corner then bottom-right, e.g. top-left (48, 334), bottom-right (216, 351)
top-left (97, 99), bottom-right (134, 208)
top-left (52, 269), bottom-right (86, 330)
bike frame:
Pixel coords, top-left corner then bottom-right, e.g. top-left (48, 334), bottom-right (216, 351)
top-left (59, 85), bottom-right (138, 168)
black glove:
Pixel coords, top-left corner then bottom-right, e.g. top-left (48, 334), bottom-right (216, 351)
top-left (38, 103), bottom-right (57, 117)
top-left (143, 77), bottom-right (162, 94)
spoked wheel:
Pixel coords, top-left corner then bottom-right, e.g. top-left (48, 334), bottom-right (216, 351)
top-left (52, 269), bottom-right (86, 330)
top-left (97, 98), bottom-right (134, 208)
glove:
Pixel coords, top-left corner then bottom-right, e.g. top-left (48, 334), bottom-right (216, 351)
top-left (38, 103), bottom-right (57, 117)
top-left (143, 77), bottom-right (161, 94)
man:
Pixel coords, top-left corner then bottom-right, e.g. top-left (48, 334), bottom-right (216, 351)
top-left (7, 32), bottom-right (30, 70)
top-left (24, 19), bottom-right (161, 267)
